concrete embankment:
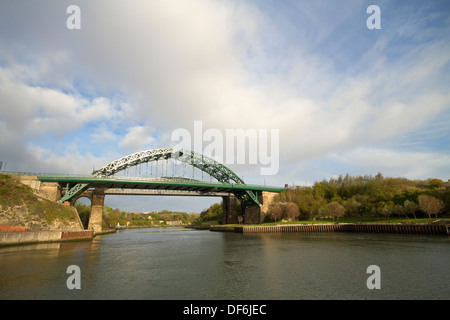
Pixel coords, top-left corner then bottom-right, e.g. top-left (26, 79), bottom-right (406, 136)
top-left (0, 230), bottom-right (94, 246)
top-left (210, 223), bottom-right (450, 236)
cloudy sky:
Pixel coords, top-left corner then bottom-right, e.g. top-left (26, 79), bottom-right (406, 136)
top-left (1, 0), bottom-right (449, 212)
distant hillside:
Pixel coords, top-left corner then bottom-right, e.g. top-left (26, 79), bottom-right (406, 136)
top-left (0, 174), bottom-right (84, 231)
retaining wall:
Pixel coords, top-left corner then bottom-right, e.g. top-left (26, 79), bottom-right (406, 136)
top-left (0, 230), bottom-right (94, 246)
top-left (211, 224), bottom-right (450, 236)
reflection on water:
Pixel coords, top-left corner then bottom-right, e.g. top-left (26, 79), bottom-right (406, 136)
top-left (0, 227), bottom-right (449, 300)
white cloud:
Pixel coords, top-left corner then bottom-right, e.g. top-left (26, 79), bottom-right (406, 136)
top-left (119, 126), bottom-right (155, 153)
top-left (328, 148), bottom-right (450, 180)
top-left (0, 0), bottom-right (449, 193)
top-left (91, 125), bottom-right (118, 143)
top-left (25, 144), bottom-right (112, 174)
top-left (0, 64), bottom-right (123, 134)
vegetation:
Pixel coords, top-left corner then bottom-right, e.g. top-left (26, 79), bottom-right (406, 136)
top-left (266, 173), bottom-right (449, 223)
top-left (192, 202), bottom-right (223, 225)
top-left (265, 202), bottom-right (299, 222)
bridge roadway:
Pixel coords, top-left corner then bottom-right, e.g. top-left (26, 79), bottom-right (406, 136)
top-left (37, 175), bottom-right (284, 196)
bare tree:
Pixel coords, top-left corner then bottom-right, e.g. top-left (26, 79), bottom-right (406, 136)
top-left (269, 204), bottom-right (283, 222)
top-left (418, 195), bottom-right (444, 219)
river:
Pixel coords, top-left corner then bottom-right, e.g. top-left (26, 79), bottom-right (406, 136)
top-left (0, 227), bottom-right (449, 300)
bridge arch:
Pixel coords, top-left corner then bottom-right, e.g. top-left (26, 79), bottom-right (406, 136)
top-left (93, 148), bottom-right (245, 184)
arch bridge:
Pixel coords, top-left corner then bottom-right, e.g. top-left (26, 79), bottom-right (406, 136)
top-left (37, 148), bottom-right (284, 233)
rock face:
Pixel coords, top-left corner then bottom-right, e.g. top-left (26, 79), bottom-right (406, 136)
top-left (0, 174), bottom-right (84, 231)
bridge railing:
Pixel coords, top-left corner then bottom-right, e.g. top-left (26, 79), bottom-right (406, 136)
top-left (0, 171), bottom-right (93, 177)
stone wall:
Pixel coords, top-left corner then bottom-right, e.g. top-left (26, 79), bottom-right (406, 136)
top-left (12, 175), bottom-right (61, 202)
top-left (211, 223), bottom-right (450, 236)
top-left (0, 230), bottom-right (94, 246)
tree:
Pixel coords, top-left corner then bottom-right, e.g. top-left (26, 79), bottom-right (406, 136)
top-left (343, 197), bottom-right (362, 217)
top-left (199, 202), bottom-right (223, 222)
top-left (380, 202), bottom-right (394, 222)
top-left (74, 202), bottom-right (91, 228)
top-left (269, 203), bottom-right (283, 222)
top-left (418, 195), bottom-right (444, 219)
top-left (318, 207), bottom-right (328, 219)
top-left (393, 204), bottom-right (406, 219)
top-left (326, 202), bottom-right (345, 222)
top-left (404, 200), bottom-right (418, 220)
top-left (284, 202), bottom-right (299, 221)
top-left (427, 178), bottom-right (445, 189)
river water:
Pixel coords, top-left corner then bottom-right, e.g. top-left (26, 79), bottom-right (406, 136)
top-left (0, 227), bottom-right (449, 300)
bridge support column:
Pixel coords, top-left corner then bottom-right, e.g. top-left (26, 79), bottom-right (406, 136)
top-left (243, 191), bottom-right (279, 224)
top-left (243, 191), bottom-right (263, 224)
top-left (223, 191), bottom-right (280, 224)
top-left (88, 189), bottom-right (105, 234)
top-left (222, 195), bottom-right (239, 224)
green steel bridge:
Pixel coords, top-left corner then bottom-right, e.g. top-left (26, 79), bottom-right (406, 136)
top-left (38, 174), bottom-right (283, 202)
top-left (37, 148), bottom-right (284, 208)
top-left (3, 148), bottom-right (284, 230)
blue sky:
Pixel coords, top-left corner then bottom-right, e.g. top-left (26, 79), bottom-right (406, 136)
top-left (0, 0), bottom-right (449, 212)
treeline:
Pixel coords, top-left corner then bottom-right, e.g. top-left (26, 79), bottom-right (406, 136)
top-left (268, 173), bottom-right (449, 222)
top-left (74, 202), bottom-right (199, 228)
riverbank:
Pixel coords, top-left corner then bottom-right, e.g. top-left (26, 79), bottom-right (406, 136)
top-left (210, 223), bottom-right (450, 236)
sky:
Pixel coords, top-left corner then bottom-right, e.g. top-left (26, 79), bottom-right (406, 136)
top-left (0, 0), bottom-right (449, 212)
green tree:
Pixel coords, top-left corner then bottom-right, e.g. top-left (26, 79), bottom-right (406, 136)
top-left (74, 202), bottom-right (91, 228)
top-left (427, 178), bottom-right (445, 189)
top-left (326, 201), bottom-right (345, 222)
top-left (380, 202), bottom-right (395, 222)
top-left (199, 202), bottom-right (223, 223)
top-left (343, 197), bottom-right (361, 217)
top-left (404, 200), bottom-right (419, 220)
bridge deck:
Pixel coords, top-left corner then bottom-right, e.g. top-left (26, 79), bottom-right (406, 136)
top-left (37, 175), bottom-right (284, 194)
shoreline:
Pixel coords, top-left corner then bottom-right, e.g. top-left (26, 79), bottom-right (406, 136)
top-left (0, 229), bottom-right (95, 247)
top-left (210, 223), bottom-right (450, 236)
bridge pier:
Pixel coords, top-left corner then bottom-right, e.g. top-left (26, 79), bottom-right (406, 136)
top-left (222, 195), bottom-right (239, 224)
top-left (223, 191), bottom-right (279, 225)
top-left (87, 189), bottom-right (105, 233)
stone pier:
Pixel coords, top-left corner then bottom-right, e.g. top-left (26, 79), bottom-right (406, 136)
top-left (86, 189), bottom-right (105, 233)
top-left (222, 191), bottom-right (279, 225)
top-left (222, 194), bottom-right (239, 224)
